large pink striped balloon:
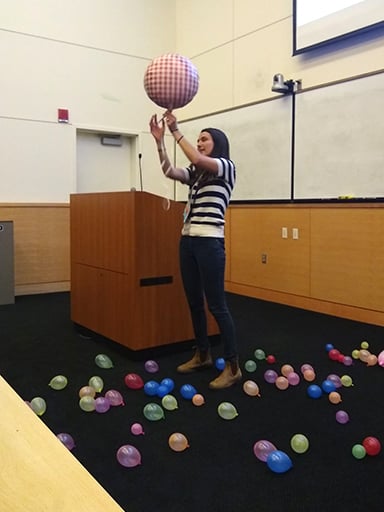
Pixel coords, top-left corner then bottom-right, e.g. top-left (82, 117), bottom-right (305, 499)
top-left (144, 53), bottom-right (199, 109)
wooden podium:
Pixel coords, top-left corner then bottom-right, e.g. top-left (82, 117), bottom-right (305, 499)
top-left (70, 191), bottom-right (218, 351)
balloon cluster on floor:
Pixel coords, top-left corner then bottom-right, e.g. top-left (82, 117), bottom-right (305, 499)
top-left (23, 336), bottom-right (383, 474)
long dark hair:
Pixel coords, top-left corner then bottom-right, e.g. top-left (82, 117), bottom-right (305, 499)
top-left (201, 128), bottom-right (230, 159)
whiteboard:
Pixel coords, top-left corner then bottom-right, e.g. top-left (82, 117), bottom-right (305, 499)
top-left (179, 98), bottom-right (292, 201)
top-left (294, 72), bottom-right (384, 200)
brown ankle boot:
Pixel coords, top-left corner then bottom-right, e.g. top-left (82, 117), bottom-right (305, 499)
top-left (177, 349), bottom-right (213, 374)
top-left (209, 360), bottom-right (242, 389)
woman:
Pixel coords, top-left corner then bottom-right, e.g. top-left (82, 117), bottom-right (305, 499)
top-left (149, 111), bottom-right (241, 389)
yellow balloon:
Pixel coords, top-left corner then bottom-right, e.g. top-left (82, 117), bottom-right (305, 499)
top-left (88, 375), bottom-right (104, 393)
top-left (30, 397), bottom-right (47, 416)
top-left (360, 341), bottom-right (369, 349)
top-left (168, 433), bottom-right (189, 452)
top-left (341, 375), bottom-right (353, 387)
top-left (352, 349), bottom-right (360, 359)
top-left (217, 402), bottom-right (238, 420)
top-left (49, 375), bottom-right (68, 390)
top-left (79, 395), bottom-right (96, 412)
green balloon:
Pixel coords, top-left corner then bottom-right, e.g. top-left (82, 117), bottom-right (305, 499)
top-left (30, 397), bottom-right (47, 416)
top-left (254, 349), bottom-right (266, 360)
top-left (88, 375), bottom-right (104, 393)
top-left (143, 403), bottom-right (165, 421)
top-left (161, 394), bottom-right (178, 411)
top-left (217, 401), bottom-right (238, 420)
top-left (49, 375), bottom-right (68, 390)
top-left (79, 395), bottom-right (96, 412)
top-left (290, 434), bottom-right (310, 454)
top-left (95, 354), bottom-right (113, 369)
top-left (352, 444), bottom-right (366, 459)
top-left (244, 360), bottom-right (257, 372)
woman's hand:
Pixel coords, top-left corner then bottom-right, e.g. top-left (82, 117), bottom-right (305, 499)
top-left (164, 110), bottom-right (178, 132)
top-left (149, 114), bottom-right (165, 143)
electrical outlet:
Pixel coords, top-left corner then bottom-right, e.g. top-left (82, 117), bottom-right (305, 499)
top-left (282, 227), bottom-right (288, 239)
top-left (261, 253), bottom-right (267, 264)
top-left (292, 228), bottom-right (299, 239)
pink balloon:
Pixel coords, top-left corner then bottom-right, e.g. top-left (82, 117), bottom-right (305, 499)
top-left (105, 389), bottom-right (124, 406)
top-left (287, 372), bottom-right (300, 386)
top-left (378, 350), bottom-right (384, 367)
top-left (57, 433), bottom-right (75, 451)
top-left (131, 423), bottom-right (145, 435)
top-left (95, 396), bottom-right (111, 413)
top-left (116, 445), bottom-right (142, 467)
top-left (253, 440), bottom-right (277, 462)
top-left (300, 363), bottom-right (314, 374)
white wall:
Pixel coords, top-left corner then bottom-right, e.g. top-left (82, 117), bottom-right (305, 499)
top-left (0, 0), bottom-right (176, 202)
top-left (1, 0), bottom-right (384, 203)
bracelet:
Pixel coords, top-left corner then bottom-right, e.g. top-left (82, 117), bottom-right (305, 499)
top-left (170, 127), bottom-right (179, 132)
top-left (177, 135), bottom-right (184, 144)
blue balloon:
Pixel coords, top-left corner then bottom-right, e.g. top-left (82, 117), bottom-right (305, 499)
top-left (307, 384), bottom-right (322, 399)
top-left (156, 384), bottom-right (169, 398)
top-left (180, 384), bottom-right (197, 400)
top-left (325, 343), bottom-right (334, 352)
top-left (144, 380), bottom-right (159, 396)
top-left (160, 378), bottom-right (175, 393)
top-left (215, 357), bottom-right (225, 371)
top-left (266, 450), bottom-right (293, 474)
top-left (321, 379), bottom-right (336, 394)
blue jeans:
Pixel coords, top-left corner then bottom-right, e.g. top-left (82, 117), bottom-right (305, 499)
top-left (179, 236), bottom-right (238, 362)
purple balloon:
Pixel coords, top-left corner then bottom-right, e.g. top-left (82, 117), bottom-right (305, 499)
top-left (116, 445), bottom-right (142, 467)
top-left (335, 410), bottom-right (350, 424)
top-left (95, 396), bottom-right (111, 413)
top-left (253, 440), bottom-right (278, 462)
top-left (327, 374), bottom-right (342, 388)
top-left (264, 369), bottom-right (278, 384)
top-left (57, 432), bottom-right (75, 451)
top-left (144, 359), bottom-right (159, 373)
top-left (343, 356), bottom-right (353, 366)
top-left (105, 389), bottom-right (124, 406)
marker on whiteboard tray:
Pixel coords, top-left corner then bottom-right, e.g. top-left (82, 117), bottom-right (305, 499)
top-left (338, 195), bottom-right (355, 199)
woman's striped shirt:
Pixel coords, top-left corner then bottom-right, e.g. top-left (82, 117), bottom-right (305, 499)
top-left (180, 157), bottom-right (236, 237)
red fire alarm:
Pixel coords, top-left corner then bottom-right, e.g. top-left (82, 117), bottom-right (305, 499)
top-left (58, 108), bottom-right (69, 123)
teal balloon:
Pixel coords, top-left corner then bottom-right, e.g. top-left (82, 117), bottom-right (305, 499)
top-left (49, 375), bottom-right (68, 390)
top-left (143, 403), bottom-right (165, 421)
top-left (30, 397), bottom-right (47, 416)
top-left (217, 401), bottom-right (238, 420)
top-left (95, 354), bottom-right (113, 369)
top-left (254, 349), bottom-right (266, 360)
top-left (352, 444), bottom-right (366, 459)
top-left (88, 375), bottom-right (104, 393)
top-left (244, 360), bottom-right (257, 372)
top-left (161, 394), bottom-right (178, 411)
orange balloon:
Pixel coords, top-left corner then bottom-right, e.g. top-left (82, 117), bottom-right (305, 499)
top-left (275, 376), bottom-right (289, 390)
top-left (79, 386), bottom-right (96, 398)
top-left (243, 380), bottom-right (261, 397)
top-left (192, 393), bottom-right (205, 406)
top-left (359, 349), bottom-right (370, 362)
top-left (303, 369), bottom-right (316, 382)
top-left (366, 354), bottom-right (377, 366)
top-left (329, 391), bottom-right (342, 404)
top-left (168, 433), bottom-right (189, 452)
top-left (281, 364), bottom-right (294, 377)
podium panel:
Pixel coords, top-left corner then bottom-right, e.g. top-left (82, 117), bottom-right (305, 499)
top-left (70, 192), bottom-right (218, 350)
